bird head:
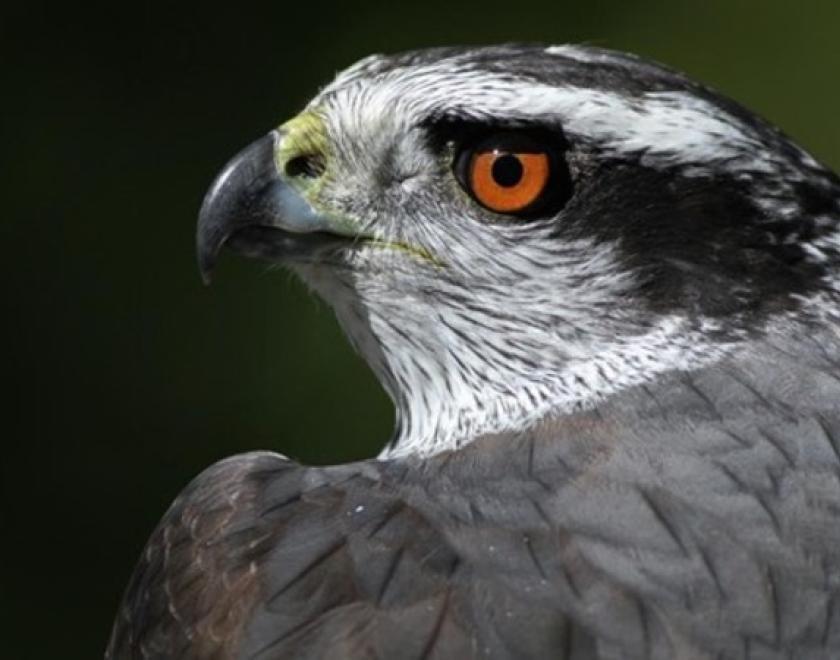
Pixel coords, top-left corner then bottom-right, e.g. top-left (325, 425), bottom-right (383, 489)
top-left (198, 45), bottom-right (840, 458)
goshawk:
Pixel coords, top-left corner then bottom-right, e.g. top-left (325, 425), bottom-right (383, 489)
top-left (108, 45), bottom-right (840, 659)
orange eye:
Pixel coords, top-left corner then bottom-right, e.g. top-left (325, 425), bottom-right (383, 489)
top-left (453, 133), bottom-right (572, 217)
top-left (469, 150), bottom-right (550, 213)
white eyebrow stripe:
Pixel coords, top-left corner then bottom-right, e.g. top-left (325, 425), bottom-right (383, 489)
top-left (318, 67), bottom-right (795, 177)
top-left (461, 86), bottom-right (783, 174)
top-left (515, 87), bottom-right (781, 174)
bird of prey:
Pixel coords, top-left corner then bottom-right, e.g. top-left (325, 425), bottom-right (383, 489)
top-left (108, 44), bottom-right (840, 659)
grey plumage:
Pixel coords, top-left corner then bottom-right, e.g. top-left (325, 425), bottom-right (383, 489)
top-left (109, 44), bottom-right (840, 659)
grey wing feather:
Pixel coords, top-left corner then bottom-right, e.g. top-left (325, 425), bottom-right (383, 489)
top-left (106, 452), bottom-right (295, 659)
top-left (107, 450), bottom-right (598, 659)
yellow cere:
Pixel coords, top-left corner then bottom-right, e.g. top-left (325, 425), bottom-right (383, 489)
top-left (275, 110), bottom-right (330, 181)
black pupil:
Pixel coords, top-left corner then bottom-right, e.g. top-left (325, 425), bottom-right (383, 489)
top-left (491, 153), bottom-right (523, 187)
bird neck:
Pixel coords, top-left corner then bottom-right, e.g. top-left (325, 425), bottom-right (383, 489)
top-left (353, 303), bottom-right (736, 459)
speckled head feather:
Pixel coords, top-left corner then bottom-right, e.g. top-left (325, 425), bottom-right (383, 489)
top-left (210, 44), bottom-right (840, 458)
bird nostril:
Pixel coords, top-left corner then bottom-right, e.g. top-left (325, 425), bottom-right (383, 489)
top-left (285, 154), bottom-right (326, 179)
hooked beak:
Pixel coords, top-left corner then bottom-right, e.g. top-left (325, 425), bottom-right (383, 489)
top-left (196, 131), bottom-right (336, 283)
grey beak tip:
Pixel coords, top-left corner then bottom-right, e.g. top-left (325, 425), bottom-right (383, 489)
top-left (196, 220), bottom-right (224, 285)
top-left (196, 210), bottom-right (219, 285)
top-left (196, 133), bottom-right (280, 284)
top-left (199, 261), bottom-right (214, 286)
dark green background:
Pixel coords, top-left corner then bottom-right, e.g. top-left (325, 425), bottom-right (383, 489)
top-left (4, 1), bottom-right (839, 657)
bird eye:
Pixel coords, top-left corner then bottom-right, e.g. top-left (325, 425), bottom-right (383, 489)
top-left (455, 133), bottom-right (567, 216)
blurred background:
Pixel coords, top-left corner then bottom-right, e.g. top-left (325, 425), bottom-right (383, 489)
top-left (3, 1), bottom-right (839, 656)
